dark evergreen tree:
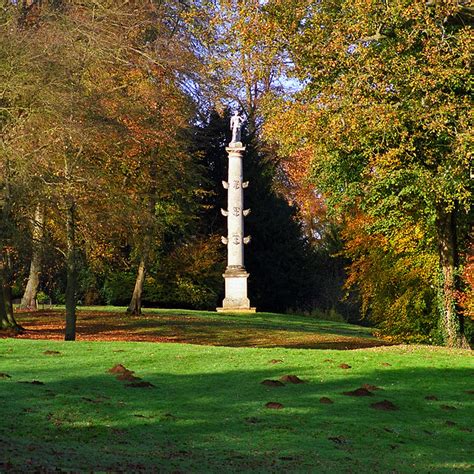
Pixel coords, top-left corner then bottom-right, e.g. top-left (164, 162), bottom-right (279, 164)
top-left (195, 109), bottom-right (317, 312)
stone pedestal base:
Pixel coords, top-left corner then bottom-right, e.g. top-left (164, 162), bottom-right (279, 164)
top-left (216, 267), bottom-right (256, 313)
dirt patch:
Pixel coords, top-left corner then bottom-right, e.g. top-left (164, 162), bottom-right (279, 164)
top-left (0, 373), bottom-right (11, 379)
top-left (261, 379), bottom-right (285, 387)
top-left (339, 363), bottom-right (351, 369)
top-left (381, 362), bottom-right (392, 367)
top-left (116, 372), bottom-right (141, 382)
top-left (445, 420), bottom-right (456, 426)
top-left (465, 390), bottom-right (474, 395)
top-left (265, 402), bottom-right (283, 409)
top-left (343, 388), bottom-right (374, 397)
top-left (279, 375), bottom-right (305, 384)
top-left (370, 400), bottom-right (398, 411)
top-left (108, 364), bottom-right (130, 374)
top-left (319, 397), bottom-right (334, 404)
top-left (425, 395), bottom-right (439, 401)
top-left (43, 350), bottom-right (61, 355)
top-left (18, 380), bottom-right (44, 385)
top-left (269, 359), bottom-right (283, 364)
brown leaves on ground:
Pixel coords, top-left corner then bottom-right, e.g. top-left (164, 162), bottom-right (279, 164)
top-left (3, 310), bottom-right (389, 350)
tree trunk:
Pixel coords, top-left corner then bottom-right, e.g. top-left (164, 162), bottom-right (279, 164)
top-left (435, 206), bottom-right (469, 348)
top-left (21, 204), bottom-right (44, 309)
top-left (127, 254), bottom-right (147, 315)
top-left (0, 157), bottom-right (21, 331)
top-left (0, 254), bottom-right (21, 331)
top-left (64, 197), bottom-right (77, 341)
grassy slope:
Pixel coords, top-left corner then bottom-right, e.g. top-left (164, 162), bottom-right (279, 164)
top-left (1, 337), bottom-right (473, 472)
top-left (12, 307), bottom-right (378, 349)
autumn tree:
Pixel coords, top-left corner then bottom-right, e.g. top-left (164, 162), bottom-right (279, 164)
top-left (263, 0), bottom-right (472, 346)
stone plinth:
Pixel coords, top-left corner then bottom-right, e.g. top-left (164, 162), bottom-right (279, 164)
top-left (216, 267), bottom-right (256, 313)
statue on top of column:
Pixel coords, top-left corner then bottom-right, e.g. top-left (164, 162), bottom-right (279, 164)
top-left (230, 110), bottom-right (244, 145)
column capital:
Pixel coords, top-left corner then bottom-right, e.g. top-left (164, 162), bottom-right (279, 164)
top-left (226, 145), bottom-right (246, 153)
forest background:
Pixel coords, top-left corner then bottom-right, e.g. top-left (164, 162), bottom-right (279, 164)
top-left (0, 0), bottom-right (472, 347)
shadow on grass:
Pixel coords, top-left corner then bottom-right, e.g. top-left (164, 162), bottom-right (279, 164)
top-left (8, 310), bottom-right (387, 350)
top-left (1, 355), bottom-right (473, 472)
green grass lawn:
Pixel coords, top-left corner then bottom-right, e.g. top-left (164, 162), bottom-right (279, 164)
top-left (1, 332), bottom-right (473, 472)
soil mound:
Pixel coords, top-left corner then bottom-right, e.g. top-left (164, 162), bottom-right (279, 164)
top-left (117, 372), bottom-right (141, 382)
top-left (261, 379), bottom-right (285, 387)
top-left (343, 388), bottom-right (374, 397)
top-left (108, 364), bottom-right (131, 374)
top-left (370, 400), bottom-right (398, 411)
top-left (319, 397), bottom-right (334, 404)
top-left (279, 375), bottom-right (305, 384)
top-left (265, 402), bottom-right (283, 409)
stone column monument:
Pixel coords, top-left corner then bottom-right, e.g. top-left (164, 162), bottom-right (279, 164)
top-left (216, 112), bottom-right (256, 313)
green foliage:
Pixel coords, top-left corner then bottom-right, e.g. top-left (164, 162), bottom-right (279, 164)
top-left (35, 291), bottom-right (50, 304)
top-left (263, 0), bottom-right (472, 345)
top-left (102, 273), bottom-right (136, 306)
